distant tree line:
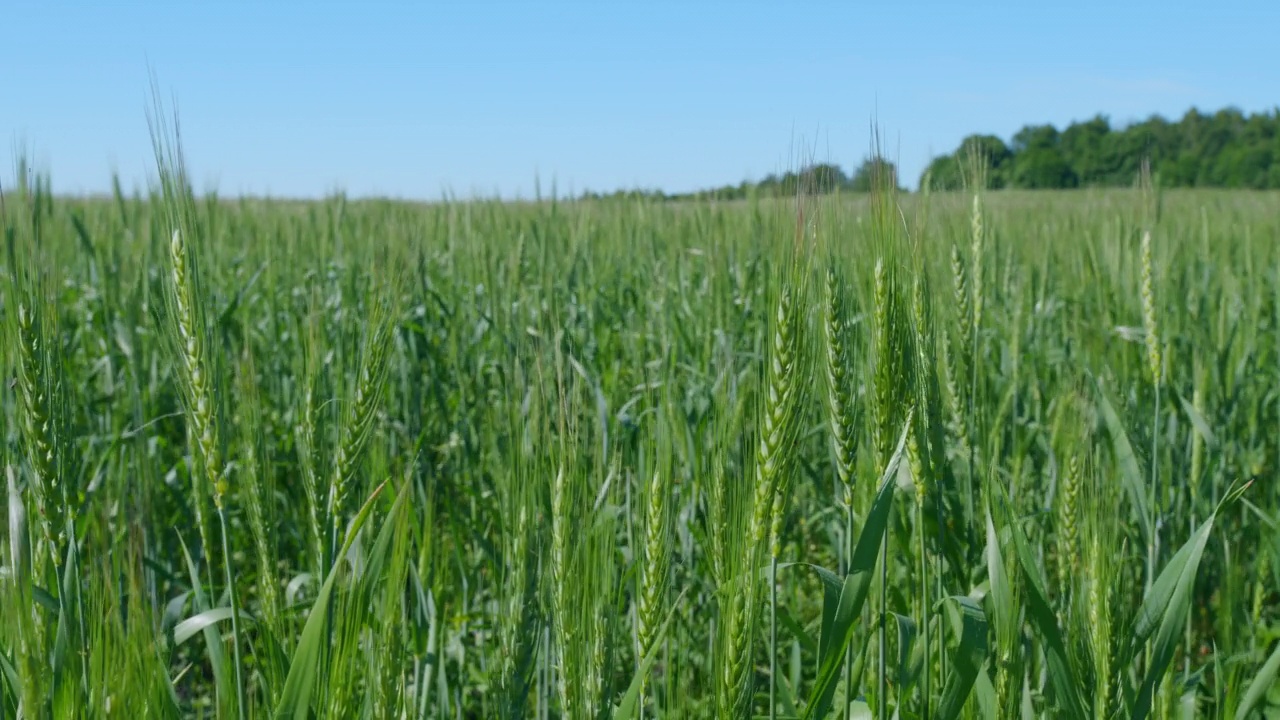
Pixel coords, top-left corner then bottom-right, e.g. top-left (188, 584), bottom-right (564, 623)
top-left (921, 106), bottom-right (1280, 191)
top-left (577, 106), bottom-right (1280, 201)
top-left (578, 157), bottom-right (902, 202)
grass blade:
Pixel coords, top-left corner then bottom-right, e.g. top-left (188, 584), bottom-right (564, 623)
top-left (175, 608), bottom-right (254, 647)
top-left (274, 480), bottom-right (395, 720)
top-left (614, 588), bottom-right (688, 720)
top-left (176, 533), bottom-right (229, 711)
top-left (935, 596), bottom-right (988, 720)
top-left (1234, 640), bottom-right (1280, 720)
top-left (996, 489), bottom-right (1088, 719)
top-left (1128, 516), bottom-right (1213, 720)
top-left (801, 414), bottom-right (911, 720)
top-left (1095, 380), bottom-right (1152, 545)
top-left (984, 507), bottom-right (1015, 660)
top-left (888, 612), bottom-right (918, 695)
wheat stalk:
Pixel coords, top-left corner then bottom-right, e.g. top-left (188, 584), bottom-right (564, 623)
top-left (1088, 530), bottom-right (1113, 718)
top-left (170, 230), bottom-right (224, 504)
top-left (950, 244), bottom-right (972, 368)
top-left (325, 310), bottom-right (393, 559)
top-left (1140, 230), bottom-right (1162, 386)
top-left (637, 468), bottom-right (671, 703)
top-left (549, 464), bottom-right (578, 718)
top-left (168, 230), bottom-right (219, 576)
top-left (1139, 228), bottom-right (1162, 597)
top-left (294, 296), bottom-right (327, 575)
top-left (969, 194), bottom-right (985, 337)
top-left (1057, 453), bottom-right (1081, 597)
top-left (14, 301), bottom-right (60, 571)
top-left (751, 287), bottom-right (799, 561)
top-left (870, 255), bottom-right (912, 717)
top-left (235, 347), bottom-right (280, 629)
top-left (823, 266), bottom-right (860, 503)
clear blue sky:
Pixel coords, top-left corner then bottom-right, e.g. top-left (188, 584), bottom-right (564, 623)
top-left (3, 2), bottom-right (1277, 199)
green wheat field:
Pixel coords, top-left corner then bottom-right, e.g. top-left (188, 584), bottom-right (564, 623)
top-left (2, 123), bottom-right (1279, 719)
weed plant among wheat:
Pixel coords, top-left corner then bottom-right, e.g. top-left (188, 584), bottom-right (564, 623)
top-left (1, 115), bottom-right (1279, 719)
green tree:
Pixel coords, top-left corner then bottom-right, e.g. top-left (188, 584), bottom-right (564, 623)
top-left (1060, 115), bottom-right (1113, 185)
top-left (646, 105), bottom-right (1280, 197)
top-left (850, 156), bottom-right (900, 193)
top-left (958, 134), bottom-right (1013, 188)
top-left (920, 154), bottom-right (963, 191)
top-left (1012, 124), bottom-right (1059, 153)
top-left (1013, 147), bottom-right (1077, 188)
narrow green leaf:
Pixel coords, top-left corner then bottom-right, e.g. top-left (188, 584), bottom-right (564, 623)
top-left (984, 508), bottom-right (1015, 655)
top-left (1094, 380), bottom-right (1152, 544)
top-left (1174, 389), bottom-right (1216, 448)
top-left (274, 480), bottom-right (394, 720)
top-left (810, 560), bottom-right (845, 662)
top-left (53, 536), bottom-right (84, 708)
top-left (935, 596), bottom-right (988, 720)
top-left (0, 650), bottom-right (19, 702)
top-left (177, 533), bottom-right (229, 711)
top-left (31, 585), bottom-right (59, 613)
top-left (889, 612), bottom-right (918, 695)
top-left (175, 607), bottom-right (255, 646)
top-left (69, 211), bottom-right (96, 257)
top-left (778, 606), bottom-right (818, 654)
top-left (803, 573), bottom-right (861, 720)
top-left (973, 665), bottom-right (998, 720)
top-left (1128, 517), bottom-right (1213, 658)
top-left (997, 490), bottom-right (1088, 719)
top-left (1130, 516), bottom-right (1215, 720)
top-left (801, 413), bottom-right (912, 720)
top-left (216, 265), bottom-right (265, 333)
top-left (353, 481), bottom-right (411, 606)
top-left (614, 588), bottom-right (688, 720)
top-left (1235, 641), bottom-right (1280, 720)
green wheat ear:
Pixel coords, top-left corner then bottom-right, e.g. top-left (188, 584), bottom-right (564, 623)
top-left (871, 258), bottom-right (911, 476)
top-left (637, 465), bottom-right (672, 675)
top-left (170, 229), bottom-right (226, 504)
top-left (326, 300), bottom-right (394, 542)
top-left (751, 284), bottom-right (803, 561)
top-left (823, 265), bottom-right (860, 503)
top-left (951, 243), bottom-right (972, 359)
top-left (1140, 230), bottom-right (1162, 386)
top-left (908, 276), bottom-right (935, 502)
top-left (969, 193), bottom-right (985, 336)
top-left (14, 300), bottom-right (60, 570)
top-left (1057, 452), bottom-right (1081, 594)
top-left (235, 346), bottom-right (281, 629)
top-left (165, 228), bottom-right (216, 565)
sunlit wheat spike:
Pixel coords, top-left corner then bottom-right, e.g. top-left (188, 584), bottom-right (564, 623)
top-left (1057, 453), bottom-right (1081, 593)
top-left (1088, 531), bottom-right (1113, 718)
top-left (908, 275), bottom-right (935, 503)
top-left (236, 347), bottom-right (280, 624)
top-left (549, 464), bottom-right (576, 718)
top-left (170, 229), bottom-right (225, 509)
top-left (638, 469), bottom-right (671, 666)
top-left (823, 266), bottom-right (859, 498)
top-left (751, 286), bottom-right (799, 560)
top-left (871, 258), bottom-right (909, 475)
top-left (720, 572), bottom-right (757, 718)
top-left (970, 194), bottom-right (985, 338)
top-left (1140, 229), bottom-right (1162, 386)
top-left (14, 301), bottom-right (59, 568)
top-left (939, 330), bottom-right (968, 453)
top-left (951, 244), bottom-right (972, 350)
top-left (326, 309), bottom-right (393, 538)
